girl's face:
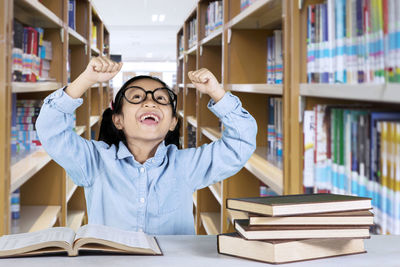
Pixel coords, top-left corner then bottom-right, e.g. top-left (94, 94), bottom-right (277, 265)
top-left (112, 79), bottom-right (177, 144)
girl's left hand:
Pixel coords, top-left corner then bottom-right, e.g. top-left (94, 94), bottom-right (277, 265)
top-left (188, 68), bottom-right (225, 102)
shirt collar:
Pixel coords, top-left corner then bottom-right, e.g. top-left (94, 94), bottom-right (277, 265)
top-left (116, 141), bottom-right (167, 166)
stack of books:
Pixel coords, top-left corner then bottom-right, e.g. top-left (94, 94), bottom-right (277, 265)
top-left (218, 194), bottom-right (373, 264)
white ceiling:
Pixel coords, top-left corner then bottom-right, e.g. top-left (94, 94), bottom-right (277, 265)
top-left (91, 0), bottom-right (197, 62)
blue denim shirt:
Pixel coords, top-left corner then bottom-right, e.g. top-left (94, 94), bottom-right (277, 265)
top-left (36, 88), bottom-right (257, 235)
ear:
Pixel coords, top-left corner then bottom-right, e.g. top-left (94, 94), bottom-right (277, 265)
top-left (169, 116), bottom-right (178, 131)
top-left (112, 114), bottom-right (124, 130)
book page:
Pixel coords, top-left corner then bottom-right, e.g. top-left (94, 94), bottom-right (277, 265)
top-left (0, 227), bottom-right (75, 251)
top-left (75, 224), bottom-right (155, 251)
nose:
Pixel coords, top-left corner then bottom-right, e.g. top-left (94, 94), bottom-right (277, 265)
top-left (142, 92), bottom-right (157, 107)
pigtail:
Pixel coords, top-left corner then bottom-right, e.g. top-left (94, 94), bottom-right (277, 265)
top-left (98, 107), bottom-right (126, 147)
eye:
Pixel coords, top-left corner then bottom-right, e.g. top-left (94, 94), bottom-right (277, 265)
top-left (156, 95), bottom-right (166, 101)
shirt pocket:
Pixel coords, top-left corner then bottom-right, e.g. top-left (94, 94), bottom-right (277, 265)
top-left (154, 176), bottom-right (180, 215)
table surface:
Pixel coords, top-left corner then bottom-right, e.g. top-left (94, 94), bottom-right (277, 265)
top-left (1, 235), bottom-right (399, 267)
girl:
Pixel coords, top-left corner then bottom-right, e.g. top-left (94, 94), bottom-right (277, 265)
top-left (36, 56), bottom-right (257, 235)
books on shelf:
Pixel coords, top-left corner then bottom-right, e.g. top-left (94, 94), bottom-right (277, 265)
top-left (205, 1), bottom-right (223, 37)
top-left (12, 19), bottom-right (54, 82)
top-left (14, 99), bottom-right (42, 152)
top-left (302, 105), bottom-right (400, 234)
top-left (0, 224), bottom-right (162, 257)
top-left (266, 30), bottom-right (283, 84)
top-left (91, 23), bottom-right (97, 48)
top-left (188, 17), bottom-right (197, 49)
top-left (218, 233), bottom-right (366, 264)
top-left (219, 194), bottom-right (371, 264)
top-left (267, 97), bottom-right (283, 161)
top-left (226, 194), bottom-right (372, 216)
top-left (306, 0), bottom-right (400, 84)
top-left (68, 0), bottom-right (76, 30)
top-left (178, 34), bottom-right (184, 57)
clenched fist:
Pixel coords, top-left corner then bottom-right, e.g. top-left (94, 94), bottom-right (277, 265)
top-left (188, 68), bottom-right (225, 102)
top-left (82, 56), bottom-right (123, 84)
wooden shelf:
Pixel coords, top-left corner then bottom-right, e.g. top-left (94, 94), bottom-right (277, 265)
top-left (300, 83), bottom-right (400, 104)
top-left (14, 0), bottom-right (63, 28)
top-left (208, 182), bottom-right (222, 205)
top-left (75, 125), bottom-right (86, 136)
top-left (226, 0), bottom-right (282, 29)
top-left (200, 28), bottom-right (223, 46)
top-left (91, 46), bottom-right (100, 55)
top-left (226, 84), bottom-right (283, 95)
top-left (187, 84), bottom-right (196, 89)
top-left (12, 82), bottom-right (62, 93)
top-left (187, 45), bottom-right (197, 55)
top-left (192, 191), bottom-right (197, 207)
top-left (178, 83), bottom-right (184, 88)
top-left (15, 205), bottom-right (60, 233)
top-left (201, 127), bottom-right (222, 142)
top-left (11, 149), bottom-right (51, 193)
top-left (186, 116), bottom-right (198, 128)
top-left (90, 115), bottom-right (100, 127)
top-left (227, 209), bottom-right (248, 225)
top-left (178, 54), bottom-right (184, 60)
top-left (66, 176), bottom-right (78, 203)
top-left (102, 82), bottom-right (109, 87)
top-left (200, 212), bottom-right (220, 235)
top-left (68, 27), bottom-right (87, 45)
top-left (67, 210), bottom-right (85, 232)
top-left (245, 147), bottom-right (283, 195)
top-left (178, 110), bottom-right (184, 118)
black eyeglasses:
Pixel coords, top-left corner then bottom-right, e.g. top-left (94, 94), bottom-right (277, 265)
top-left (122, 86), bottom-right (177, 112)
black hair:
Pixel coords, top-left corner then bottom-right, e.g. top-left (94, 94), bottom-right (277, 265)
top-left (98, 75), bottom-right (180, 148)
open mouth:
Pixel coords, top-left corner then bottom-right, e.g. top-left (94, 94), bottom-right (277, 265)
top-left (139, 113), bottom-right (160, 125)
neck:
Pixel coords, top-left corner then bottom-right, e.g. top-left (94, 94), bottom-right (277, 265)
top-left (126, 138), bottom-right (162, 164)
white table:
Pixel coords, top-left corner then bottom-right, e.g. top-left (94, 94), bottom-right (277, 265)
top-left (0, 235), bottom-right (399, 266)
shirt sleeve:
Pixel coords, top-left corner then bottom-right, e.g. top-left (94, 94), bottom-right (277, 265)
top-left (176, 92), bottom-right (257, 192)
top-left (35, 87), bottom-right (101, 187)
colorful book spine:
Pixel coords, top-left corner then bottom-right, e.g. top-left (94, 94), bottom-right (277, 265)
top-left (68, 0), bottom-right (76, 30)
top-left (274, 30), bottom-right (283, 84)
top-left (303, 110), bottom-right (315, 194)
top-left (267, 98), bottom-right (275, 155)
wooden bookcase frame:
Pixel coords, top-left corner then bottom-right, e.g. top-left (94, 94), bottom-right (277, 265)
top-left (0, 0), bottom-right (111, 235)
top-left (177, 0), bottom-right (294, 235)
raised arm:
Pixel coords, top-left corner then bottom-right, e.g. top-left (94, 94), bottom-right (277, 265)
top-left (177, 69), bottom-right (257, 191)
top-left (36, 57), bottom-right (122, 186)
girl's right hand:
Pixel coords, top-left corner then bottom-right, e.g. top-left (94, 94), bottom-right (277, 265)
top-left (82, 56), bottom-right (123, 84)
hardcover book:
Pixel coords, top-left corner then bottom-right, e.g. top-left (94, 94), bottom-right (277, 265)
top-left (0, 224), bottom-right (162, 257)
top-left (226, 193), bottom-right (371, 216)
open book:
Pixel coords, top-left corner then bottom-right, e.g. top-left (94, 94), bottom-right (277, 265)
top-left (0, 224), bottom-right (162, 257)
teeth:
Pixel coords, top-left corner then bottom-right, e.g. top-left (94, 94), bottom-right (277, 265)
top-left (141, 114), bottom-right (159, 122)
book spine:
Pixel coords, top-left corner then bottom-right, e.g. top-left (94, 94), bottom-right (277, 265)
top-left (267, 97), bottom-right (275, 155)
top-left (303, 110), bottom-right (315, 193)
top-left (394, 123), bottom-right (400, 234)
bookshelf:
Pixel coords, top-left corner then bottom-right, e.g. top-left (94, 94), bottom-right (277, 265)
top-left (177, 0), bottom-right (293, 235)
top-left (0, 0), bottom-right (111, 235)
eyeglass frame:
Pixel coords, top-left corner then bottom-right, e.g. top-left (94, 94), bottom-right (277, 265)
top-left (121, 85), bottom-right (177, 114)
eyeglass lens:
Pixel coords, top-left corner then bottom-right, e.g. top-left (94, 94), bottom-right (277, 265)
top-left (124, 87), bottom-right (173, 105)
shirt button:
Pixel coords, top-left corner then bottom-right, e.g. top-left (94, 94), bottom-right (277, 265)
top-left (139, 167), bottom-right (145, 173)
top-left (140, 197), bottom-right (145, 203)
